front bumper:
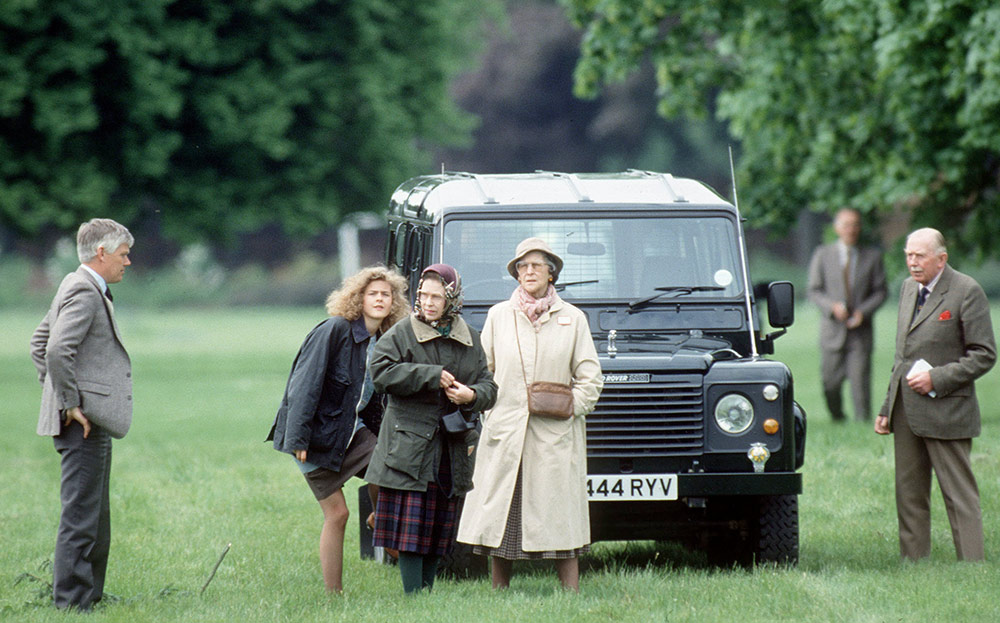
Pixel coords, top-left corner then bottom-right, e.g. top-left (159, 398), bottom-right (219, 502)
top-left (678, 471), bottom-right (802, 496)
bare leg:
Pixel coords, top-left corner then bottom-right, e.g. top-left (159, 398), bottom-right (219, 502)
top-left (317, 489), bottom-right (349, 593)
top-left (491, 557), bottom-right (512, 590)
top-left (555, 557), bottom-right (579, 592)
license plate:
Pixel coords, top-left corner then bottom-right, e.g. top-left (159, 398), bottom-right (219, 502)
top-left (587, 474), bottom-right (678, 501)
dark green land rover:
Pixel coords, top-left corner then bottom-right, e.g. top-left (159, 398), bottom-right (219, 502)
top-left (365, 170), bottom-right (805, 568)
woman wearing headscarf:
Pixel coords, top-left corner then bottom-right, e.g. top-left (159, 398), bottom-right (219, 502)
top-left (365, 264), bottom-right (497, 594)
top-left (457, 237), bottom-right (603, 591)
top-left (268, 265), bottom-right (409, 593)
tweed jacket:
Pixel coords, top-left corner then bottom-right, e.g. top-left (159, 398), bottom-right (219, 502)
top-left (30, 267), bottom-right (133, 438)
top-left (807, 242), bottom-right (887, 349)
top-left (878, 265), bottom-right (996, 439)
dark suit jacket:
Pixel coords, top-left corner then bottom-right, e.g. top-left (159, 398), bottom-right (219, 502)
top-left (807, 243), bottom-right (887, 349)
top-left (879, 265), bottom-right (996, 439)
top-left (30, 267), bottom-right (133, 438)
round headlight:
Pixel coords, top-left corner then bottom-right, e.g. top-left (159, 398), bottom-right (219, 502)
top-left (715, 393), bottom-right (754, 434)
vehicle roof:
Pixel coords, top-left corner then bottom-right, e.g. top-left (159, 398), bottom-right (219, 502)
top-left (388, 170), bottom-right (734, 221)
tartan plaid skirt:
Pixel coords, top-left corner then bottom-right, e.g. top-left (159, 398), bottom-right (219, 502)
top-left (372, 457), bottom-right (460, 556)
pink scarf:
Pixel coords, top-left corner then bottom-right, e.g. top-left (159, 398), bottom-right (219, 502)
top-left (513, 285), bottom-right (557, 329)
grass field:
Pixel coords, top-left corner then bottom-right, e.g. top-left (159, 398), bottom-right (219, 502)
top-left (3, 304), bottom-right (1000, 622)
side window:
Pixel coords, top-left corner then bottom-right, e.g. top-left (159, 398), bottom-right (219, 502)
top-left (392, 222), bottom-right (408, 269)
top-left (401, 225), bottom-right (432, 297)
top-left (386, 221), bottom-right (401, 268)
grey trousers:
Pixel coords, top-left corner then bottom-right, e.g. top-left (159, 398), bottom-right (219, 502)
top-left (820, 327), bottom-right (874, 421)
top-left (52, 423), bottom-right (112, 610)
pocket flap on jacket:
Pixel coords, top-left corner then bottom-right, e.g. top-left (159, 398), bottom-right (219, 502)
top-left (393, 419), bottom-right (436, 439)
top-left (78, 380), bottom-right (112, 396)
top-left (384, 423), bottom-right (436, 480)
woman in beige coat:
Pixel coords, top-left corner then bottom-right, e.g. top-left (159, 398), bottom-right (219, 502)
top-left (457, 237), bottom-right (602, 591)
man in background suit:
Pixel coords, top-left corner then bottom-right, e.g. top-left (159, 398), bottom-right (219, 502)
top-left (807, 208), bottom-right (888, 421)
top-left (875, 228), bottom-right (996, 561)
top-left (30, 218), bottom-right (134, 610)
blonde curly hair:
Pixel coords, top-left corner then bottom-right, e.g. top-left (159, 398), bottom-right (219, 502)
top-left (325, 265), bottom-right (409, 333)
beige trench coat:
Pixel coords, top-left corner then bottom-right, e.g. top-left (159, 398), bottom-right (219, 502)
top-left (457, 296), bottom-right (602, 551)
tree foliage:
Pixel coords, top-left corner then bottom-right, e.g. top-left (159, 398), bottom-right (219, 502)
top-left (562, 0), bottom-right (1000, 257)
top-left (437, 1), bottom-right (732, 190)
top-left (0, 0), bottom-right (493, 246)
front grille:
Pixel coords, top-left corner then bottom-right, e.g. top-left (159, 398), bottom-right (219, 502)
top-left (586, 374), bottom-right (704, 458)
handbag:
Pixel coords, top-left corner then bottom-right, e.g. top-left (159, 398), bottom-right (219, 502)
top-left (514, 310), bottom-right (574, 420)
top-left (525, 381), bottom-right (574, 419)
top-left (441, 408), bottom-right (477, 436)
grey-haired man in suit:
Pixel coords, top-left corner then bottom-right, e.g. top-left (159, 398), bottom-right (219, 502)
top-left (30, 218), bottom-right (134, 609)
top-left (807, 208), bottom-right (888, 421)
top-left (875, 228), bottom-right (996, 560)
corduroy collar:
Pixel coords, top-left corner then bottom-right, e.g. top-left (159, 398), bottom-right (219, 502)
top-left (409, 314), bottom-right (472, 346)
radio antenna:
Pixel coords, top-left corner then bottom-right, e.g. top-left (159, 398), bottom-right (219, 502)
top-left (730, 145), bottom-right (759, 358)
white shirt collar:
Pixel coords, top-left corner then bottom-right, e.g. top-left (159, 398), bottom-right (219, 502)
top-left (836, 240), bottom-right (855, 265)
top-left (80, 264), bottom-right (108, 295)
top-left (922, 268), bottom-right (944, 293)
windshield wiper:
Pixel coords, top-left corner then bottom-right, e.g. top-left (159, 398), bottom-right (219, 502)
top-left (628, 285), bottom-right (726, 310)
top-left (555, 279), bottom-right (599, 292)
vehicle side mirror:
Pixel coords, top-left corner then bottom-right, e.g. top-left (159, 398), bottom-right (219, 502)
top-left (767, 281), bottom-right (795, 328)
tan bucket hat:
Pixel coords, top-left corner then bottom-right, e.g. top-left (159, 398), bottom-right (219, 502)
top-left (506, 237), bottom-right (564, 282)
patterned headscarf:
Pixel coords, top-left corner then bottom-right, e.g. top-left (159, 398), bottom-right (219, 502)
top-left (413, 263), bottom-right (464, 336)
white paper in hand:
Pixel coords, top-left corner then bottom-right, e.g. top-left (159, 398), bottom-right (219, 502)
top-left (906, 358), bottom-right (937, 398)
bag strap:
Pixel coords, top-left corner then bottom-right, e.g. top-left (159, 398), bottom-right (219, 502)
top-left (513, 308), bottom-right (532, 396)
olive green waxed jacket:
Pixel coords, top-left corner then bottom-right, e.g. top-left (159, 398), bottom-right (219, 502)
top-left (364, 315), bottom-right (497, 495)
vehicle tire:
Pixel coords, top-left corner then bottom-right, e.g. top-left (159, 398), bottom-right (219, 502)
top-left (436, 541), bottom-right (488, 579)
top-left (751, 494), bottom-right (799, 565)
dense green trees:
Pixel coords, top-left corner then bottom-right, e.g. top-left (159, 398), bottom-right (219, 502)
top-left (436, 1), bottom-right (732, 190)
top-left (563, 1), bottom-right (1000, 256)
top-left (10, 0), bottom-right (998, 258)
top-left (0, 0), bottom-right (492, 246)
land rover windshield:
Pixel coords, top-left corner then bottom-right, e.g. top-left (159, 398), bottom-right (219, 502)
top-left (442, 215), bottom-right (744, 302)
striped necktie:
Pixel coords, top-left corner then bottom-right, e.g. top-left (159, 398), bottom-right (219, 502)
top-left (912, 286), bottom-right (929, 322)
top-left (843, 250), bottom-right (853, 313)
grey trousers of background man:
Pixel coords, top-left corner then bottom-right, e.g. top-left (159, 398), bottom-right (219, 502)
top-left (53, 423), bottom-right (112, 610)
top-left (821, 327), bottom-right (874, 421)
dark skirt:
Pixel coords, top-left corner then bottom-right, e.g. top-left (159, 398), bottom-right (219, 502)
top-left (372, 449), bottom-right (460, 556)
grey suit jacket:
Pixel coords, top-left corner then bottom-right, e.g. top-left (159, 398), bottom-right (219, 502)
top-left (879, 265), bottom-right (996, 439)
top-left (807, 243), bottom-right (887, 348)
top-left (30, 267), bottom-right (133, 438)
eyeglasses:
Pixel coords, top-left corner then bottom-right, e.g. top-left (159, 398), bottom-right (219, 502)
top-left (516, 261), bottom-right (548, 273)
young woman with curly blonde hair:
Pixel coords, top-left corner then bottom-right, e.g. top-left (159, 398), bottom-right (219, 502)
top-left (269, 265), bottom-right (408, 593)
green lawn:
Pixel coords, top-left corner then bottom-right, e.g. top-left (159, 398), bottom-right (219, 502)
top-left (2, 304), bottom-right (1000, 622)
